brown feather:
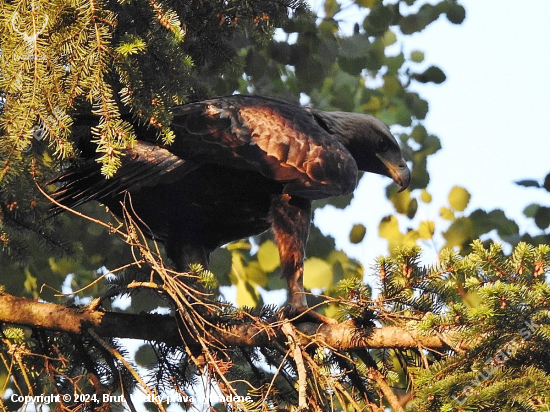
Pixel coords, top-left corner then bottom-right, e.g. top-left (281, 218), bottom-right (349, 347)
top-left (51, 95), bottom-right (410, 322)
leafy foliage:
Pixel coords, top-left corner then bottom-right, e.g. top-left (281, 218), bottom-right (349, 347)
top-left (3, 237), bottom-right (549, 411)
top-left (406, 241), bottom-right (550, 412)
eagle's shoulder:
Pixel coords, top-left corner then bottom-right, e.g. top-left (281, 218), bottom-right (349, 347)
top-left (168, 95), bottom-right (358, 198)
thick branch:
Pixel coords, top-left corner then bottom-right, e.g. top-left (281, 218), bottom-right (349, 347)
top-left (0, 294), bottom-right (456, 350)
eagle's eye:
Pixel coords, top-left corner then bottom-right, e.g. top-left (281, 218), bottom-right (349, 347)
top-left (377, 139), bottom-right (390, 152)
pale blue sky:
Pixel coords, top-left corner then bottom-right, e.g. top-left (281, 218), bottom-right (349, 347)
top-left (314, 0), bottom-right (550, 269)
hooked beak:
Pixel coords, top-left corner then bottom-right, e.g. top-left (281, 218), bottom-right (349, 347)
top-left (376, 154), bottom-right (411, 192)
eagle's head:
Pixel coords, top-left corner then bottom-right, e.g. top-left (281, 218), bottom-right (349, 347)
top-left (310, 110), bottom-right (411, 192)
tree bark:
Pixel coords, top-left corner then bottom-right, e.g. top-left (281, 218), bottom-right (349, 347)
top-left (0, 293), bottom-right (457, 350)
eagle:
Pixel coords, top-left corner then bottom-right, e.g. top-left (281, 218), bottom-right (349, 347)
top-left (51, 95), bottom-right (410, 323)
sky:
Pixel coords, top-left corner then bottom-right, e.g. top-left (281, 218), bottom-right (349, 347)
top-left (313, 0), bottom-right (550, 273)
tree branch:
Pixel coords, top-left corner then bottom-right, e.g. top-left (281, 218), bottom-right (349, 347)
top-left (0, 293), bottom-right (459, 351)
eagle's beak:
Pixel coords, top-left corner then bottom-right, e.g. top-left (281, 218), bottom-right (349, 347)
top-left (392, 164), bottom-right (411, 192)
top-left (377, 155), bottom-right (411, 192)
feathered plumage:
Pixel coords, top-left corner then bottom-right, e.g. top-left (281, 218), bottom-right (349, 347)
top-left (51, 95), bottom-right (410, 322)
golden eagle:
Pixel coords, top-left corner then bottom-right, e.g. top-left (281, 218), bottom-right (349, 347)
top-left (52, 95), bottom-right (410, 322)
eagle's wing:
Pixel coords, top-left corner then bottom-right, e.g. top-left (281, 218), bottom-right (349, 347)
top-left (168, 95), bottom-right (359, 199)
top-left (50, 141), bottom-right (196, 209)
top-left (52, 95), bottom-right (360, 208)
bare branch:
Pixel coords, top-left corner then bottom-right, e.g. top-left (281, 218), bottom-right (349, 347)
top-left (0, 293), bottom-right (462, 351)
top-left (281, 322), bottom-right (307, 410)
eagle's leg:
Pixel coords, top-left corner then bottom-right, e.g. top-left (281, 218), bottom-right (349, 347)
top-left (270, 194), bottom-right (337, 324)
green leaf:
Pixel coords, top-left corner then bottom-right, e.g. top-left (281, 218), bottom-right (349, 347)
top-left (339, 57), bottom-right (368, 75)
top-left (411, 125), bottom-right (428, 142)
top-left (355, 0), bottom-right (379, 8)
top-left (407, 198), bottom-right (418, 219)
top-left (412, 65), bottom-right (446, 84)
top-left (468, 209), bottom-right (501, 237)
top-left (327, 251), bottom-right (363, 281)
top-left (324, 0), bottom-right (341, 18)
top-left (379, 215), bottom-right (405, 250)
top-left (382, 30), bottom-right (397, 47)
top-left (515, 179), bottom-right (540, 188)
top-left (268, 41), bottom-right (292, 65)
top-left (257, 240), bottom-right (281, 272)
top-left (244, 261), bottom-right (269, 286)
top-left (363, 39), bottom-right (385, 71)
top-left (23, 269), bottom-right (38, 295)
top-left (361, 95), bottom-right (382, 112)
top-left (443, 218), bottom-right (473, 249)
top-left (468, 209), bottom-right (519, 241)
top-left (399, 3), bottom-right (441, 35)
top-left (410, 157), bottom-right (430, 190)
top-left (382, 74), bottom-right (402, 96)
top-left (135, 344), bottom-right (157, 367)
top-left (339, 33), bottom-right (371, 59)
top-left (420, 189), bottom-right (432, 203)
top-left (313, 193), bottom-right (353, 210)
top-left (363, 4), bottom-right (394, 36)
top-left (245, 50), bottom-right (267, 79)
top-left (209, 248), bottom-right (233, 286)
top-left (523, 204), bottom-right (540, 218)
top-left (445, 4), bottom-right (466, 25)
top-left (48, 257), bottom-right (79, 276)
top-left (544, 173), bottom-right (550, 192)
top-left (380, 101), bottom-right (413, 127)
top-left (410, 50), bottom-right (425, 63)
top-left (379, 215), bottom-right (400, 238)
top-left (306, 225), bottom-right (337, 259)
top-left (402, 229), bottom-right (420, 247)
top-left (440, 206), bottom-right (455, 221)
top-left (534, 206), bottom-right (550, 230)
top-left (448, 186), bottom-right (470, 212)
top-left (318, 18), bottom-right (339, 36)
top-left (303, 257), bottom-right (333, 290)
top-left (385, 53), bottom-right (405, 75)
top-left (236, 280), bottom-right (259, 308)
top-left (389, 189), bottom-right (412, 215)
top-left (417, 133), bottom-right (442, 156)
top-left (418, 220), bottom-right (435, 239)
top-left (404, 92), bottom-right (429, 119)
top-left (230, 252), bottom-right (265, 308)
top-left (227, 240), bottom-right (252, 251)
top-left (349, 224), bottom-right (367, 244)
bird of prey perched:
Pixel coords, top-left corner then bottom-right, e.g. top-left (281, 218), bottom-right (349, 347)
top-left (51, 95), bottom-right (410, 322)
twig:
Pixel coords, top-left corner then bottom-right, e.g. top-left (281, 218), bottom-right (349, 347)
top-left (436, 330), bottom-right (465, 354)
top-left (35, 179), bottom-right (128, 238)
top-left (0, 349), bottom-right (25, 398)
top-left (301, 350), bottom-right (364, 411)
top-left (118, 367), bottom-right (138, 412)
top-left (281, 322), bottom-right (307, 410)
top-left (262, 348), bottom-right (291, 404)
top-left (368, 368), bottom-right (404, 412)
top-left (87, 328), bottom-right (168, 412)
